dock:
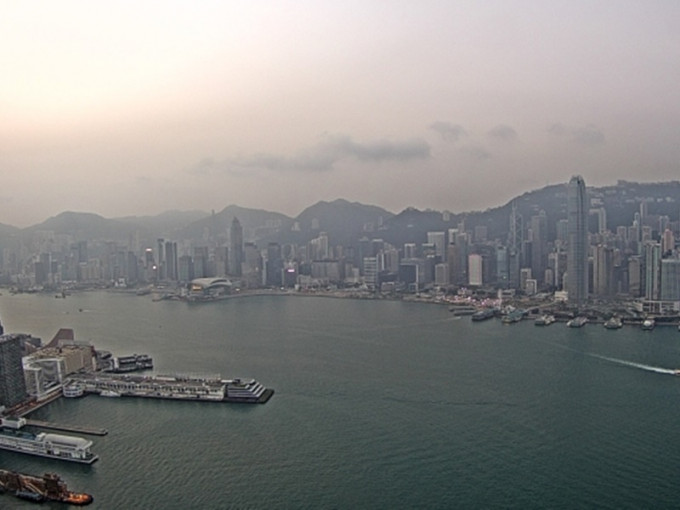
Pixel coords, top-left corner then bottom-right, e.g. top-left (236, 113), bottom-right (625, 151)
top-left (25, 419), bottom-right (108, 436)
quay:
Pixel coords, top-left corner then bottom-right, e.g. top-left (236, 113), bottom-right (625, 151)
top-left (25, 419), bottom-right (108, 436)
top-left (69, 373), bottom-right (274, 404)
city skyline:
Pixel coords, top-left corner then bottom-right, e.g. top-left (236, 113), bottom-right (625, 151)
top-left (3, 2), bottom-right (680, 227)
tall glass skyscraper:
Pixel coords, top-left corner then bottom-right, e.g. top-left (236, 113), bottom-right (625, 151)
top-left (567, 175), bottom-right (589, 307)
top-left (229, 217), bottom-right (243, 276)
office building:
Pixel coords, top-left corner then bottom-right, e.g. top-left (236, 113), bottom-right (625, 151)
top-left (567, 175), bottom-right (589, 307)
top-left (0, 334), bottom-right (27, 408)
top-left (229, 217), bottom-right (243, 276)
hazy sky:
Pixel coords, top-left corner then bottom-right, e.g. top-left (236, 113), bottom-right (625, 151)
top-left (2, 1), bottom-right (679, 227)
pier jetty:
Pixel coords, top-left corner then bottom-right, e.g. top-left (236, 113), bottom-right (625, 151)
top-left (25, 419), bottom-right (108, 436)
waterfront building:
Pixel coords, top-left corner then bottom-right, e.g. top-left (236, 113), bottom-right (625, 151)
top-left (434, 263), bottom-right (449, 287)
top-left (593, 244), bottom-right (615, 297)
top-left (265, 243), bottom-right (283, 287)
top-left (193, 246), bottom-right (209, 279)
top-left (363, 257), bottom-right (378, 290)
top-left (229, 217), bottom-right (243, 276)
top-left (496, 246), bottom-right (509, 288)
top-left (0, 335), bottom-right (28, 408)
top-left (567, 175), bottom-right (589, 307)
top-left (156, 238), bottom-right (165, 280)
top-left (644, 242), bottom-right (662, 301)
top-left (310, 260), bottom-right (342, 283)
top-left (164, 241), bottom-right (178, 281)
top-left (660, 258), bottom-right (680, 301)
top-left (628, 256), bottom-right (642, 297)
top-left (242, 243), bottom-right (262, 288)
top-left (178, 255), bottom-right (194, 282)
top-left (508, 203), bottom-right (523, 289)
top-left (530, 211), bottom-right (547, 287)
top-left (383, 248), bottom-right (400, 273)
top-left (468, 254), bottom-right (483, 286)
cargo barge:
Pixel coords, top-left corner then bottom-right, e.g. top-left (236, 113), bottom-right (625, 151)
top-left (69, 373), bottom-right (273, 403)
top-left (0, 469), bottom-right (92, 505)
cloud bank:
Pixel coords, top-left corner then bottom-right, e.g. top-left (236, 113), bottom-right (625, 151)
top-left (189, 134), bottom-right (431, 175)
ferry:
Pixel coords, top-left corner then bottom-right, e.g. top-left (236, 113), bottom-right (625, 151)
top-left (471, 309), bottom-right (495, 322)
top-left (641, 318), bottom-right (655, 331)
top-left (534, 314), bottom-right (555, 326)
top-left (106, 353), bottom-right (153, 373)
top-left (566, 316), bottom-right (588, 328)
top-left (63, 382), bottom-right (85, 398)
top-left (0, 429), bottom-right (98, 464)
top-left (502, 310), bottom-right (525, 324)
top-left (603, 317), bottom-right (623, 329)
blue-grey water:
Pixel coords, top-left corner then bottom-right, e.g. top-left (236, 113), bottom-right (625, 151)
top-left (1, 292), bottom-right (680, 509)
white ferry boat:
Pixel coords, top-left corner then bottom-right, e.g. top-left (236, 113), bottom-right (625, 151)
top-left (62, 382), bottom-right (84, 398)
top-left (641, 318), bottom-right (655, 331)
top-left (0, 429), bottom-right (98, 464)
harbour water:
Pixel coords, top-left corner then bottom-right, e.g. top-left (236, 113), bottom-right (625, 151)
top-left (2, 292), bottom-right (680, 508)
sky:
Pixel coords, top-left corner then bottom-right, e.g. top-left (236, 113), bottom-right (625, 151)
top-left (2, 1), bottom-right (679, 227)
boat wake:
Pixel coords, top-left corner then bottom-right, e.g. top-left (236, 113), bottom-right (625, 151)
top-left (588, 354), bottom-right (677, 376)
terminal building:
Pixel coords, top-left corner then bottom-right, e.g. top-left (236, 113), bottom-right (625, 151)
top-left (22, 329), bottom-right (96, 399)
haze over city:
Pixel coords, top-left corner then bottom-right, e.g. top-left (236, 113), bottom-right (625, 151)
top-left (2, 1), bottom-right (679, 227)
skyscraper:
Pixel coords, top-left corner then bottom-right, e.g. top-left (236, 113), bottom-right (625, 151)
top-left (567, 175), bottom-right (589, 307)
top-left (229, 217), bottom-right (243, 276)
top-left (0, 334), bottom-right (27, 408)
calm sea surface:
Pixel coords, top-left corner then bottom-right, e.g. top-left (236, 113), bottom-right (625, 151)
top-left (1, 292), bottom-right (680, 509)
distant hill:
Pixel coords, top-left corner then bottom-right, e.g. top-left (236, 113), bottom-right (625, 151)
top-left (3, 180), bottom-right (680, 256)
top-left (177, 205), bottom-right (294, 243)
top-left (288, 199), bottom-right (394, 246)
top-left (23, 211), bottom-right (134, 241)
top-left (377, 207), bottom-right (457, 247)
top-left (114, 210), bottom-right (210, 238)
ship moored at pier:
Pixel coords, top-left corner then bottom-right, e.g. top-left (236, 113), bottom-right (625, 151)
top-left (68, 373), bottom-right (273, 404)
top-left (0, 426), bottom-right (98, 464)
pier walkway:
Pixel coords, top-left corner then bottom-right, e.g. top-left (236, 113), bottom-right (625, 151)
top-left (25, 419), bottom-right (108, 436)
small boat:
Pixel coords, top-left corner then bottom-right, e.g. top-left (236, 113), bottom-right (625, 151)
top-left (641, 318), bottom-right (655, 331)
top-left (603, 317), bottom-right (623, 329)
top-left (534, 314), bottom-right (555, 326)
top-left (99, 390), bottom-right (121, 398)
top-left (566, 316), bottom-right (588, 328)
